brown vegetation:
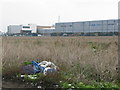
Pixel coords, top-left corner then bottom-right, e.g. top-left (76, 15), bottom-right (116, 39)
top-left (2, 36), bottom-right (118, 83)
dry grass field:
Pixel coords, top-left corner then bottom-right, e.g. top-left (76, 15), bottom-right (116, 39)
top-left (2, 36), bottom-right (119, 85)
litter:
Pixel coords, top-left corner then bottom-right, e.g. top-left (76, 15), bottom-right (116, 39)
top-left (21, 60), bottom-right (57, 75)
top-left (27, 75), bottom-right (37, 79)
top-left (20, 75), bottom-right (25, 78)
top-left (19, 75), bottom-right (37, 80)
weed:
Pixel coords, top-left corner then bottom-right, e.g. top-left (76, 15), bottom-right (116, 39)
top-left (2, 36), bottom-right (119, 88)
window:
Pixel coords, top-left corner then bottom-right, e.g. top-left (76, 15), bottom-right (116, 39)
top-left (108, 24), bottom-right (114, 25)
top-left (61, 25), bottom-right (66, 27)
top-left (91, 24), bottom-right (101, 26)
top-left (23, 26), bottom-right (30, 28)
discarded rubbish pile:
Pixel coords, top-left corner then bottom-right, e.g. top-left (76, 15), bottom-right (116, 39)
top-left (21, 61), bottom-right (57, 75)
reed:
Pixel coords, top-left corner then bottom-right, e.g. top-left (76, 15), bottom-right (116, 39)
top-left (2, 36), bottom-right (118, 82)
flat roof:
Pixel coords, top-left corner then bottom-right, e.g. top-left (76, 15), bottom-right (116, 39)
top-left (56, 19), bottom-right (118, 24)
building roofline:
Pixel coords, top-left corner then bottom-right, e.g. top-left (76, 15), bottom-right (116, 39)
top-left (56, 19), bottom-right (118, 24)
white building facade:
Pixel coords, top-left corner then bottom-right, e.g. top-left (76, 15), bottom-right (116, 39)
top-left (7, 24), bottom-right (37, 34)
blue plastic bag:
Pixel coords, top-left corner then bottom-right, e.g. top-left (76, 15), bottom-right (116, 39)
top-left (32, 61), bottom-right (45, 73)
top-left (21, 61), bottom-right (57, 75)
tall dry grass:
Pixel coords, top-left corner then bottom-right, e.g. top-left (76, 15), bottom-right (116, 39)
top-left (2, 36), bottom-right (118, 82)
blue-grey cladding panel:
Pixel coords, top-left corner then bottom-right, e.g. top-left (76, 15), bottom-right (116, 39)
top-left (108, 20), bottom-right (115, 24)
top-left (55, 20), bottom-right (118, 33)
top-left (64, 23), bottom-right (73, 32)
top-left (73, 22), bottom-right (84, 32)
top-left (102, 20), bottom-right (108, 25)
top-left (83, 22), bottom-right (90, 32)
top-left (89, 21), bottom-right (102, 32)
top-left (55, 23), bottom-right (65, 32)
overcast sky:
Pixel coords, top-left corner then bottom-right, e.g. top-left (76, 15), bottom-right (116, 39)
top-left (0, 0), bottom-right (119, 32)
